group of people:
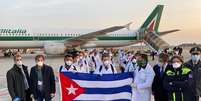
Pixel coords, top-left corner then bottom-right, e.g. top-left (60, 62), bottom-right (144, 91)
top-left (7, 54), bottom-right (55, 101)
top-left (6, 47), bottom-right (201, 101)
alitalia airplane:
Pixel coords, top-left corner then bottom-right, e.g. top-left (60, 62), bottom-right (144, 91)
top-left (0, 5), bottom-right (179, 55)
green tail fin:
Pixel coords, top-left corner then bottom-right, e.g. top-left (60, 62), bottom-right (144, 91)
top-left (140, 5), bottom-right (164, 32)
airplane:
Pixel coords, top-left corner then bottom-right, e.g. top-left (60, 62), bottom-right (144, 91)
top-left (0, 5), bottom-right (179, 56)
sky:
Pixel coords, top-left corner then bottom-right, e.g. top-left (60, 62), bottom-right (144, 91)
top-left (0, 0), bottom-right (201, 45)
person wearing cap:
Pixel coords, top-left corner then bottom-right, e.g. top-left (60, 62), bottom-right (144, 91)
top-left (124, 55), bottom-right (137, 72)
top-left (184, 47), bottom-right (201, 101)
top-left (7, 54), bottom-right (32, 101)
top-left (132, 53), bottom-right (155, 101)
top-left (94, 53), bottom-right (117, 74)
top-left (59, 54), bottom-right (78, 72)
top-left (72, 51), bottom-right (81, 68)
top-left (163, 55), bottom-right (194, 101)
top-left (89, 49), bottom-right (102, 69)
top-left (84, 49), bottom-right (96, 74)
top-left (77, 51), bottom-right (90, 73)
top-left (152, 53), bottom-right (170, 101)
top-left (30, 54), bottom-right (56, 101)
top-left (118, 50), bottom-right (127, 72)
top-left (173, 46), bottom-right (183, 56)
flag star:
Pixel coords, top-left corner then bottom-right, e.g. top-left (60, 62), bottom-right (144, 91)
top-left (66, 84), bottom-right (78, 95)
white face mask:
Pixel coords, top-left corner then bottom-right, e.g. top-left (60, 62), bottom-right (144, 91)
top-left (65, 61), bottom-right (73, 66)
top-left (172, 62), bottom-right (181, 69)
top-left (37, 62), bottom-right (43, 67)
top-left (175, 51), bottom-right (179, 55)
top-left (103, 60), bottom-right (110, 66)
top-left (191, 55), bottom-right (200, 62)
top-left (16, 61), bottom-right (22, 66)
top-left (132, 59), bottom-right (137, 63)
top-left (80, 56), bottom-right (83, 60)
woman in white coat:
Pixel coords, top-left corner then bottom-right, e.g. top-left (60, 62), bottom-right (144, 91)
top-left (132, 53), bottom-right (155, 101)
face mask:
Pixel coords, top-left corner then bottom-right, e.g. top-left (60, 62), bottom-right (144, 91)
top-left (191, 55), bottom-right (200, 62)
top-left (16, 61), bottom-right (22, 66)
top-left (80, 56), bottom-right (83, 60)
top-left (37, 62), bottom-right (43, 67)
top-left (158, 62), bottom-right (163, 67)
top-left (137, 60), bottom-right (146, 67)
top-left (172, 62), bottom-right (181, 69)
top-left (103, 60), bottom-right (110, 66)
top-left (66, 61), bottom-right (73, 66)
top-left (175, 51), bottom-right (179, 55)
top-left (132, 59), bottom-right (137, 63)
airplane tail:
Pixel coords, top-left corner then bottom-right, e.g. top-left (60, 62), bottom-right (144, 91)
top-left (140, 5), bottom-right (164, 32)
top-left (139, 5), bottom-right (179, 51)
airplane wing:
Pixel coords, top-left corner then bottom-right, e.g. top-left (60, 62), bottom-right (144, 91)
top-left (64, 22), bottom-right (132, 47)
top-left (81, 40), bottom-right (140, 48)
top-left (157, 29), bottom-right (180, 36)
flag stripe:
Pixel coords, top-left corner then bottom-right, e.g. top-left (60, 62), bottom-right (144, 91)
top-left (84, 85), bottom-right (132, 94)
top-left (74, 100), bottom-right (130, 101)
top-left (62, 72), bottom-right (133, 81)
top-left (74, 92), bottom-right (132, 100)
top-left (74, 78), bottom-right (132, 88)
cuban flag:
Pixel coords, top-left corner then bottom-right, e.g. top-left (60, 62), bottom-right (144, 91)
top-left (59, 71), bottom-right (133, 101)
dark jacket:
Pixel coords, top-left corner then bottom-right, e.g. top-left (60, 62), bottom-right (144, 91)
top-left (152, 64), bottom-right (169, 101)
top-left (184, 60), bottom-right (201, 96)
top-left (163, 65), bottom-right (194, 101)
top-left (30, 64), bottom-right (56, 100)
top-left (6, 64), bottom-right (31, 101)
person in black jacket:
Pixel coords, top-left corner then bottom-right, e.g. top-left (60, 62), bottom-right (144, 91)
top-left (163, 55), bottom-right (194, 101)
top-left (7, 54), bottom-right (32, 101)
top-left (30, 54), bottom-right (56, 101)
top-left (152, 53), bottom-right (169, 101)
top-left (184, 47), bottom-right (201, 101)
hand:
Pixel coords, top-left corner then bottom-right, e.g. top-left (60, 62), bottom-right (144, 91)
top-left (30, 94), bottom-right (34, 98)
top-left (13, 97), bottom-right (20, 101)
top-left (132, 83), bottom-right (137, 88)
top-left (50, 93), bottom-right (55, 98)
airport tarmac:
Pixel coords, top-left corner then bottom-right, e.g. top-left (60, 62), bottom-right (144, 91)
top-left (0, 48), bottom-right (197, 101)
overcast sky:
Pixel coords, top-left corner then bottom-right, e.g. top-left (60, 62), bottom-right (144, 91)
top-left (0, 0), bottom-right (201, 45)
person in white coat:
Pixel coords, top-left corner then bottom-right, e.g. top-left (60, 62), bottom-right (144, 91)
top-left (132, 53), bottom-right (155, 101)
top-left (77, 51), bottom-right (90, 73)
top-left (125, 56), bottom-right (137, 72)
top-left (59, 54), bottom-right (78, 72)
top-left (94, 53), bottom-right (117, 74)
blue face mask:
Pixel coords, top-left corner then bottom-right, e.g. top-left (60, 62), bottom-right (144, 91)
top-left (191, 55), bottom-right (200, 62)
